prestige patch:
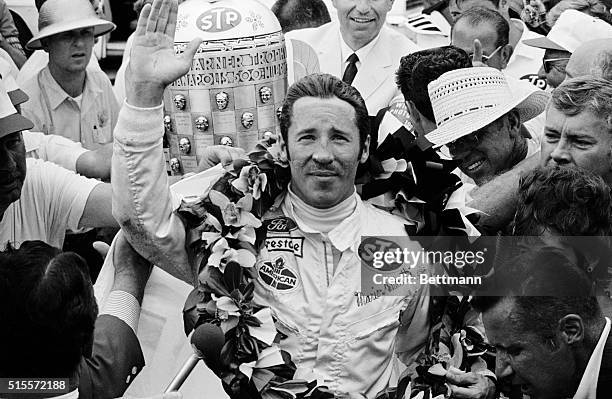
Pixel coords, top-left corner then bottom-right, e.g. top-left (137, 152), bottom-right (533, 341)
top-left (264, 236), bottom-right (304, 257)
top-left (264, 217), bottom-right (297, 233)
top-left (258, 256), bottom-right (298, 291)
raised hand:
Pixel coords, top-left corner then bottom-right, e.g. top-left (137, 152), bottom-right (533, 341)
top-left (126, 0), bottom-right (202, 108)
top-left (471, 39), bottom-right (488, 68)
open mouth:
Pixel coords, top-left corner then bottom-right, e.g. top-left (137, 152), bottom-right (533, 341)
top-left (350, 16), bottom-right (376, 23)
top-left (72, 52), bottom-right (86, 58)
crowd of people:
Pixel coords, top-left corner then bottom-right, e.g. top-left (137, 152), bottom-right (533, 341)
top-left (1, 0), bottom-right (612, 398)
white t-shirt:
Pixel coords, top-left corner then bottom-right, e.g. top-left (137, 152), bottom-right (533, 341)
top-left (0, 158), bottom-right (100, 249)
top-left (23, 130), bottom-right (88, 172)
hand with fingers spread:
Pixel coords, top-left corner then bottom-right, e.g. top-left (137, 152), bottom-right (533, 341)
top-left (471, 39), bottom-right (488, 68)
top-left (126, 0), bottom-right (202, 108)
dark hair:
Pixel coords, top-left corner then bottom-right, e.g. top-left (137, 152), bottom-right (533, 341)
top-left (473, 243), bottom-right (602, 343)
top-left (279, 73), bottom-right (370, 156)
top-left (0, 241), bottom-right (98, 378)
top-left (396, 46), bottom-right (472, 122)
top-left (452, 6), bottom-right (510, 47)
top-left (271, 0), bottom-right (331, 33)
top-left (513, 166), bottom-right (612, 235)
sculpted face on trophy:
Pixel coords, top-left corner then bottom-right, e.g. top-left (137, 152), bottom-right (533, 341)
top-left (276, 106), bottom-right (282, 121)
top-left (241, 112), bottom-right (255, 129)
top-left (164, 115), bottom-right (173, 132)
top-left (259, 86), bottom-right (272, 103)
top-left (173, 94), bottom-right (187, 111)
top-left (220, 136), bottom-right (233, 147)
top-left (170, 157), bottom-right (181, 174)
top-left (215, 92), bottom-right (229, 110)
top-left (178, 137), bottom-right (191, 155)
top-left (194, 116), bottom-right (209, 132)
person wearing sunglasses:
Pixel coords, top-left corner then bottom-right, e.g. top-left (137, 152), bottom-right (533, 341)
top-left (523, 9), bottom-right (612, 88)
top-left (451, 7), bottom-right (513, 70)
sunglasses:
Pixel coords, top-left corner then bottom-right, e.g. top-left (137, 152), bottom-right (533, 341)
top-left (542, 57), bottom-right (570, 74)
top-left (440, 129), bottom-right (490, 158)
top-left (468, 45), bottom-right (503, 64)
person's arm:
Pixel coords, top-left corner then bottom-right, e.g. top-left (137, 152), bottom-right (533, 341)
top-left (76, 143), bottom-right (112, 180)
top-left (79, 182), bottom-right (117, 229)
top-left (78, 233), bottom-right (151, 399)
top-left (467, 153), bottom-right (539, 234)
top-left (0, 38), bottom-right (25, 68)
top-left (0, 2), bottom-right (25, 68)
top-left (112, 0), bottom-right (202, 285)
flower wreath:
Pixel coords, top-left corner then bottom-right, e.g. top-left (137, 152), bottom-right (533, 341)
top-left (178, 123), bottom-right (490, 398)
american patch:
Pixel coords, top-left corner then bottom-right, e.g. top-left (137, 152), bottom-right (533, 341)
top-left (264, 236), bottom-right (304, 257)
top-left (264, 217), bottom-right (297, 233)
top-left (258, 256), bottom-right (298, 291)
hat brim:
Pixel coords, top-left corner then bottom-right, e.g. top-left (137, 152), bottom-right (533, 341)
top-left (26, 18), bottom-right (116, 50)
top-left (0, 113), bottom-right (34, 138)
top-left (425, 86), bottom-right (550, 147)
top-left (8, 89), bottom-right (28, 106)
top-left (522, 37), bottom-right (568, 52)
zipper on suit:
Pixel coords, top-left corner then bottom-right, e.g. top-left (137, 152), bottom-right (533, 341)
top-left (323, 240), bottom-right (332, 287)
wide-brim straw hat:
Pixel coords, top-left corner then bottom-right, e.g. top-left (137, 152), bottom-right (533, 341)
top-left (27, 0), bottom-right (116, 50)
top-left (425, 67), bottom-right (550, 147)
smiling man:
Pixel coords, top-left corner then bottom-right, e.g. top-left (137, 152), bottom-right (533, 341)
top-left (110, 1), bottom-right (435, 396)
top-left (285, 0), bottom-right (420, 115)
top-left (19, 0), bottom-right (119, 150)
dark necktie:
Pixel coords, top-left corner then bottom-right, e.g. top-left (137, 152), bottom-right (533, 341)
top-left (342, 53), bottom-right (359, 85)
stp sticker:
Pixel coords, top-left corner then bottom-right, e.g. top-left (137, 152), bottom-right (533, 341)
top-left (520, 74), bottom-right (547, 90)
top-left (197, 8), bottom-right (241, 33)
top-left (258, 256), bottom-right (298, 291)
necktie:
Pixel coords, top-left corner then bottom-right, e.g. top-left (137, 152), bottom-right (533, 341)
top-left (342, 53), bottom-right (359, 85)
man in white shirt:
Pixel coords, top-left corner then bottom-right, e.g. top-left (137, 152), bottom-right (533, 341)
top-left (285, 0), bottom-right (420, 115)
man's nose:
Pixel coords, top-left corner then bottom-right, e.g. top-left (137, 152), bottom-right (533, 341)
top-left (496, 352), bottom-right (514, 381)
top-left (538, 64), bottom-right (547, 80)
top-left (311, 141), bottom-right (334, 164)
top-left (549, 140), bottom-right (572, 165)
top-left (355, 0), bottom-right (372, 13)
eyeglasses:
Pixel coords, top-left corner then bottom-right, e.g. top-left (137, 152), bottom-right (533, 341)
top-left (440, 129), bottom-right (489, 158)
top-left (468, 45), bottom-right (503, 64)
top-left (542, 57), bottom-right (570, 74)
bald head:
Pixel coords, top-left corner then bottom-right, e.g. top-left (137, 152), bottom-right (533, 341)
top-left (566, 39), bottom-right (612, 80)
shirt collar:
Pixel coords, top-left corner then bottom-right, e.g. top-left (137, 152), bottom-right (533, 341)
top-left (340, 30), bottom-right (382, 66)
top-left (40, 66), bottom-right (102, 110)
top-left (283, 190), bottom-right (363, 252)
top-left (573, 317), bottom-right (611, 399)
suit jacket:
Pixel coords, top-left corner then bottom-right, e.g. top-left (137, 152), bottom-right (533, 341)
top-left (286, 22), bottom-right (420, 115)
top-left (78, 314), bottom-right (145, 399)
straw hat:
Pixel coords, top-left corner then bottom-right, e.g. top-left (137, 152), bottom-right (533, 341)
top-left (27, 0), bottom-right (116, 50)
top-left (523, 10), bottom-right (612, 53)
top-left (0, 80), bottom-right (33, 138)
top-left (425, 67), bottom-right (550, 147)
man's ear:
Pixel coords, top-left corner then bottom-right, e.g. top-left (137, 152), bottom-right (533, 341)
top-left (500, 44), bottom-right (514, 69)
top-left (558, 314), bottom-right (585, 345)
top-left (506, 109), bottom-right (521, 136)
top-left (360, 135), bottom-right (371, 164)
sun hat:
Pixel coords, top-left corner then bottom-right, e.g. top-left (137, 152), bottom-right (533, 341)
top-left (425, 67), bottom-right (550, 147)
top-left (523, 10), bottom-right (612, 53)
top-left (27, 0), bottom-right (116, 50)
top-left (0, 80), bottom-right (34, 138)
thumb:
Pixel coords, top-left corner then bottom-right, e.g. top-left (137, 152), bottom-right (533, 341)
top-left (181, 38), bottom-right (203, 65)
top-left (472, 39), bottom-right (483, 64)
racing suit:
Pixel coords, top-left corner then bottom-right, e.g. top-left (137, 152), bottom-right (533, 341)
top-left (111, 103), bottom-right (431, 397)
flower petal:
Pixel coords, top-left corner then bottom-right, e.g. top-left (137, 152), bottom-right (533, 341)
top-left (234, 248), bottom-right (257, 268)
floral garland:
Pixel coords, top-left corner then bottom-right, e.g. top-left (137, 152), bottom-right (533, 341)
top-left (178, 124), bottom-right (492, 398)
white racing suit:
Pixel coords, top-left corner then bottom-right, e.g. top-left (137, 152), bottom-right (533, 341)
top-left (111, 103), bottom-right (431, 398)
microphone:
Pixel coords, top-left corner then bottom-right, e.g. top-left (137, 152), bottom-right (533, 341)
top-left (164, 323), bottom-right (226, 392)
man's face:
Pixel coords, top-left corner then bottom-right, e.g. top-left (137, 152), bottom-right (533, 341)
top-left (449, 0), bottom-right (504, 21)
top-left (483, 298), bottom-right (578, 399)
top-left (46, 28), bottom-right (94, 73)
top-left (541, 105), bottom-right (612, 184)
top-left (287, 96), bottom-right (369, 208)
top-left (0, 132), bottom-right (26, 211)
top-left (538, 49), bottom-right (571, 89)
top-left (332, 0), bottom-right (393, 49)
top-left (448, 113), bottom-right (520, 185)
top-left (451, 20), bottom-right (506, 70)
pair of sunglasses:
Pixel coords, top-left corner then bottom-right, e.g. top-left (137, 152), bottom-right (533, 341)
top-left (542, 57), bottom-right (570, 74)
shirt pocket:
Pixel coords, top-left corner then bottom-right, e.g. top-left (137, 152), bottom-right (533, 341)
top-left (345, 305), bottom-right (401, 341)
top-left (92, 122), bottom-right (112, 144)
